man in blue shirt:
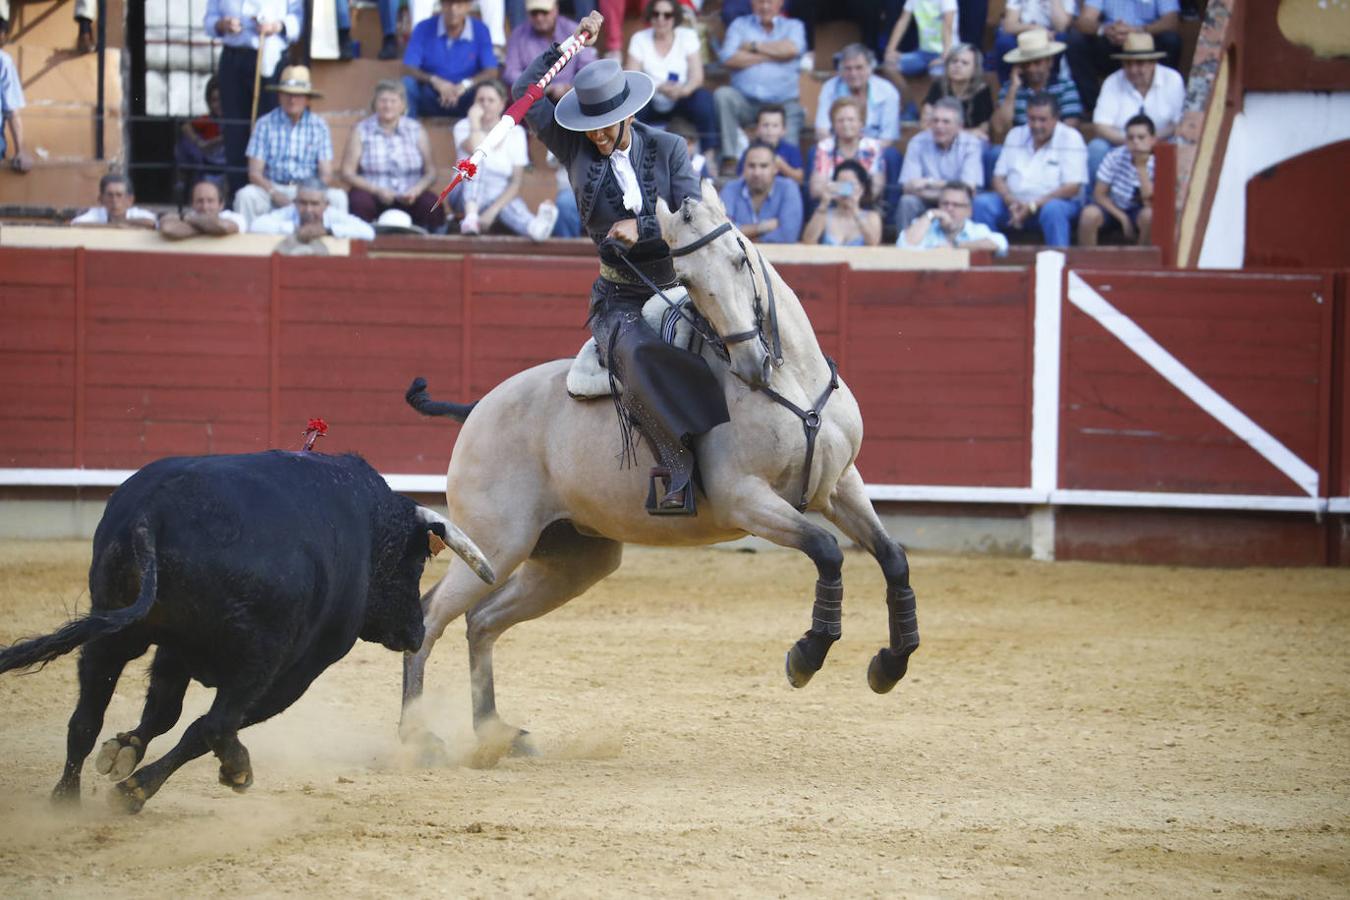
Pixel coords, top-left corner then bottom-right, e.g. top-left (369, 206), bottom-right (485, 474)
top-left (402, 0), bottom-right (499, 118)
top-left (714, 0), bottom-right (807, 176)
top-left (720, 142), bottom-right (803, 243)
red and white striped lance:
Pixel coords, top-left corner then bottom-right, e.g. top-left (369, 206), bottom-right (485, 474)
top-left (431, 33), bottom-right (588, 211)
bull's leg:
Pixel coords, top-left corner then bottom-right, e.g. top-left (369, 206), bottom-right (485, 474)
top-left (52, 633), bottom-right (149, 805)
top-left (465, 524), bottom-right (623, 767)
top-left (109, 720), bottom-right (209, 814)
top-left (821, 465), bottom-right (920, 693)
top-left (719, 487), bottom-right (845, 688)
top-left (96, 646), bottom-right (191, 781)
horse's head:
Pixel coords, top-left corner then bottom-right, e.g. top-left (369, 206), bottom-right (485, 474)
top-left (658, 181), bottom-right (774, 388)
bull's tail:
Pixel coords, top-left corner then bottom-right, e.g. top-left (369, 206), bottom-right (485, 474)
top-left (0, 520), bottom-right (158, 675)
top-left (406, 377), bottom-right (477, 423)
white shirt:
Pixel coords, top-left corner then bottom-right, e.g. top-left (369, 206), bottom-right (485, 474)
top-left (627, 26), bottom-right (701, 114)
top-left (995, 121), bottom-right (1087, 201)
top-left (609, 141), bottom-right (643, 215)
top-left (1092, 64), bottom-right (1185, 133)
top-left (452, 117), bottom-right (528, 203)
top-left (1005, 0), bottom-right (1077, 28)
top-left (249, 205), bottom-right (375, 240)
top-left (71, 206), bottom-right (158, 225)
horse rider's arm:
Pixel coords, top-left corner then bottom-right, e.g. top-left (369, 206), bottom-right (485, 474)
top-left (514, 44), bottom-right (583, 165)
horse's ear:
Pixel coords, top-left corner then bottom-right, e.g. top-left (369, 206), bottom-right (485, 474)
top-left (655, 197), bottom-right (674, 237)
top-left (700, 178), bottom-right (725, 216)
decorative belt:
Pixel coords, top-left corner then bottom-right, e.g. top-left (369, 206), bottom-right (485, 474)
top-left (599, 255), bottom-right (676, 287)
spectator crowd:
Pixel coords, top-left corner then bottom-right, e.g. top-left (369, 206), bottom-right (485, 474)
top-left (23, 0), bottom-right (1193, 254)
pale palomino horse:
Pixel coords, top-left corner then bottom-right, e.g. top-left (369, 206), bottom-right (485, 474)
top-left (402, 180), bottom-right (919, 755)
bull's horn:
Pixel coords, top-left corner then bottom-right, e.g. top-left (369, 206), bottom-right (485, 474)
top-left (415, 507), bottom-right (495, 585)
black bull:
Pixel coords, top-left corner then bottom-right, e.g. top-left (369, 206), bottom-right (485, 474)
top-left (0, 451), bottom-right (493, 813)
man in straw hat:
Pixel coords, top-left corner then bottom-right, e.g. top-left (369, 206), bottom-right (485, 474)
top-left (992, 27), bottom-right (1082, 139)
top-left (204, 0), bottom-right (303, 193)
top-left (234, 65), bottom-right (348, 228)
top-left (512, 11), bottom-right (728, 515)
top-left (1068, 0), bottom-right (1182, 113)
top-left (1087, 32), bottom-right (1183, 184)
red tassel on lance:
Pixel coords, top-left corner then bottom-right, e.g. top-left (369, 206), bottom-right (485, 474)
top-left (301, 417), bottom-right (328, 452)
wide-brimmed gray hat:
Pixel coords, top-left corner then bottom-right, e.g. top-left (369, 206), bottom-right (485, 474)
top-left (554, 59), bottom-right (655, 132)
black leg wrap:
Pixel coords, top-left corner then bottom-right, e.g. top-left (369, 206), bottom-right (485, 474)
top-left (785, 580), bottom-right (842, 689)
top-left (868, 584), bottom-right (919, 695)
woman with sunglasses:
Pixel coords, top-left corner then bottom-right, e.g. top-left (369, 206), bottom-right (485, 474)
top-left (626, 0), bottom-right (718, 157)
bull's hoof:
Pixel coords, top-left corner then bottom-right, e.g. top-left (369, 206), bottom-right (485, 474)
top-left (109, 779), bottom-right (148, 815)
top-left (96, 733), bottom-right (144, 781)
top-left (404, 729), bottom-right (450, 767)
top-left (867, 647), bottom-right (913, 694)
top-left (785, 644), bottom-right (816, 689)
top-left (50, 778), bottom-right (81, 807)
top-left (471, 723), bottom-right (534, 769)
top-left (219, 765), bottom-right (253, 793)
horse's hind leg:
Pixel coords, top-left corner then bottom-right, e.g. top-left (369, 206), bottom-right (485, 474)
top-left (96, 645), bottom-right (191, 781)
top-left (52, 631), bottom-right (149, 805)
top-left (821, 465), bottom-right (919, 693)
top-left (721, 489), bottom-right (845, 689)
top-left (466, 523), bottom-right (623, 763)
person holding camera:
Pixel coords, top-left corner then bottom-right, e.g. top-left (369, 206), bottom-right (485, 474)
top-left (900, 181), bottom-right (1007, 254)
top-left (801, 159), bottom-right (882, 247)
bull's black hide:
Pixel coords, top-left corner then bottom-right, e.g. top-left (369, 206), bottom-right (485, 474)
top-left (0, 451), bottom-right (457, 813)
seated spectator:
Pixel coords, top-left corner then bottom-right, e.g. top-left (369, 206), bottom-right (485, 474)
top-left (175, 76), bottom-right (226, 191)
top-left (719, 141), bottom-right (803, 243)
top-left (883, 0), bottom-right (958, 78)
top-left (160, 179), bottom-right (245, 240)
top-left (973, 91), bottom-right (1086, 247)
top-left (234, 66), bottom-right (347, 228)
top-left (1087, 33), bottom-right (1182, 182)
top-left (1069, 0), bottom-right (1182, 113)
top-left (250, 178), bottom-right (376, 243)
top-left (991, 28), bottom-right (1082, 140)
top-left (802, 160), bottom-right (883, 247)
top-left (341, 80), bottom-right (445, 234)
top-left (897, 97), bottom-right (984, 229)
top-left (809, 97), bottom-right (886, 206)
top-left (0, 0), bottom-right (97, 52)
top-left (629, 0), bottom-right (718, 156)
top-left (813, 44), bottom-right (900, 142)
top-left (993, 0), bottom-right (1076, 84)
top-left (451, 81), bottom-right (558, 240)
top-left (921, 42), bottom-right (994, 141)
top-left (504, 0), bottom-right (595, 99)
top-left (714, 0), bottom-right (808, 176)
top-left (900, 180), bottom-right (1009, 254)
top-left (736, 105), bottom-right (804, 185)
top-left (1078, 113), bottom-right (1154, 246)
top-left (402, 0), bottom-right (499, 119)
top-left (71, 174), bottom-right (157, 228)
top-left (0, 45), bottom-right (32, 173)
top-left (375, 0), bottom-right (406, 60)
top-left (669, 120), bottom-right (714, 182)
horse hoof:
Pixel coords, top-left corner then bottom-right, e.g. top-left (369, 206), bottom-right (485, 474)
top-left (785, 645), bottom-right (815, 689)
top-left (109, 779), bottom-right (147, 815)
top-left (96, 734), bottom-right (143, 780)
top-left (867, 648), bottom-right (909, 694)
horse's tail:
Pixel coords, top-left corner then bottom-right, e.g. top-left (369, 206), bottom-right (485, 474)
top-left (406, 377), bottom-right (477, 423)
top-left (0, 520), bottom-right (158, 675)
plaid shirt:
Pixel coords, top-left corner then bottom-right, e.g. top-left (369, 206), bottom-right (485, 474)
top-left (355, 115), bottom-right (426, 194)
top-left (812, 135), bottom-right (886, 186)
top-left (245, 107), bottom-right (333, 184)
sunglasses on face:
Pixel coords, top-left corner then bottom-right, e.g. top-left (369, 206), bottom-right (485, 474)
top-left (651, 9), bottom-right (676, 19)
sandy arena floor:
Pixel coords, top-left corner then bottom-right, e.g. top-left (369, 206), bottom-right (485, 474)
top-left (0, 539), bottom-right (1347, 897)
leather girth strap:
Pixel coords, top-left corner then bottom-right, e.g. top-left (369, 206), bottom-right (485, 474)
top-left (757, 357), bottom-right (840, 512)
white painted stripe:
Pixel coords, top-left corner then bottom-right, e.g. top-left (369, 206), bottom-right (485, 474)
top-left (1066, 272), bottom-right (1320, 498)
top-left (1031, 251), bottom-right (1065, 494)
top-left (1329, 498), bottom-right (1350, 515)
top-left (1050, 489), bottom-right (1325, 514)
top-left (866, 485), bottom-right (1043, 504)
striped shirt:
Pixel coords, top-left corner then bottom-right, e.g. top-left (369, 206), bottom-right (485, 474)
top-left (1084, 0), bottom-right (1179, 26)
top-left (355, 115), bottom-right (426, 194)
top-left (998, 75), bottom-right (1084, 125)
top-left (245, 107), bottom-right (333, 184)
top-left (1096, 144), bottom-right (1153, 213)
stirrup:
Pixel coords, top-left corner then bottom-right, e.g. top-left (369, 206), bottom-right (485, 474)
top-left (645, 466), bottom-right (696, 517)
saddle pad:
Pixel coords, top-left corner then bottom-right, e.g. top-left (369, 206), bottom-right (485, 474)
top-left (567, 288), bottom-right (698, 400)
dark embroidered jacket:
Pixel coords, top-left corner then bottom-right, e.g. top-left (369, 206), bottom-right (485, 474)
top-left (513, 43), bottom-right (702, 267)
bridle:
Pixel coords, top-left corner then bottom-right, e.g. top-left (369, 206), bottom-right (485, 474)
top-left (617, 215), bottom-right (839, 512)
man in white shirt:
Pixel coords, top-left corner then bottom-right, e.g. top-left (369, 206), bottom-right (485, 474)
top-left (70, 174), bottom-right (158, 228)
top-left (250, 179), bottom-right (376, 248)
top-left (1088, 32), bottom-right (1182, 186)
top-left (160, 179), bottom-right (246, 241)
top-left (973, 91), bottom-right (1086, 247)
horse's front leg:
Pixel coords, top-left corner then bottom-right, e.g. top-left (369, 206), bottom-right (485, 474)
top-left (721, 488), bottom-right (844, 688)
top-left (820, 465), bottom-right (919, 693)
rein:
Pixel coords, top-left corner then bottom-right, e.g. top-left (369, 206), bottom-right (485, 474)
top-left (621, 219), bottom-right (839, 512)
